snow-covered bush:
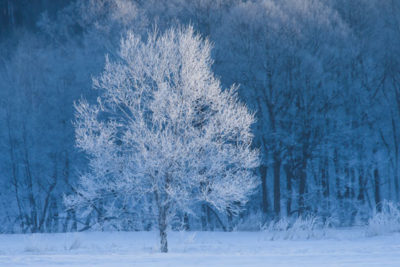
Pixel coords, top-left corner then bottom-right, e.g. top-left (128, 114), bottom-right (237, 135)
top-left (234, 211), bottom-right (265, 231)
top-left (262, 216), bottom-right (330, 240)
top-left (366, 201), bottom-right (400, 236)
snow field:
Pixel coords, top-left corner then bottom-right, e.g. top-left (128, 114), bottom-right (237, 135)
top-left (0, 230), bottom-right (400, 266)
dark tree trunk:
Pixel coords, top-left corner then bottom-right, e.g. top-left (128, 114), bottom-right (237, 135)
top-left (201, 204), bottom-right (207, 230)
top-left (344, 166), bottom-right (350, 199)
top-left (70, 210), bottom-right (77, 232)
top-left (334, 149), bottom-right (342, 210)
top-left (358, 167), bottom-right (365, 203)
top-left (207, 205), bottom-right (214, 231)
top-left (23, 127), bottom-right (38, 233)
top-left (227, 207), bottom-right (233, 232)
top-left (284, 164), bottom-right (292, 216)
top-left (298, 157), bottom-right (307, 215)
top-left (298, 134), bottom-right (310, 216)
top-left (392, 117), bottom-right (399, 201)
top-left (320, 156), bottom-right (330, 217)
top-left (298, 170), bottom-right (306, 215)
top-left (260, 165), bottom-right (268, 214)
top-left (183, 213), bottom-right (190, 231)
top-left (321, 158), bottom-right (329, 199)
top-left (350, 168), bottom-right (355, 199)
top-left (394, 164), bottom-right (399, 202)
top-left (273, 153), bottom-right (281, 217)
top-left (374, 168), bottom-right (381, 212)
top-left (6, 112), bottom-right (25, 231)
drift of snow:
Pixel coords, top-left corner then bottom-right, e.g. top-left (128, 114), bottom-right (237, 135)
top-left (1, 230), bottom-right (400, 266)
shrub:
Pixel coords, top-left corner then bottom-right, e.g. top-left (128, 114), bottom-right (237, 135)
top-left (366, 201), bottom-right (400, 236)
top-left (262, 215), bottom-right (329, 240)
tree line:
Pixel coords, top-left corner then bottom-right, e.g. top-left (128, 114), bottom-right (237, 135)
top-left (0, 0), bottom-right (399, 233)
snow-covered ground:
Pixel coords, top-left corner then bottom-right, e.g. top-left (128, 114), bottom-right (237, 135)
top-left (0, 230), bottom-right (400, 266)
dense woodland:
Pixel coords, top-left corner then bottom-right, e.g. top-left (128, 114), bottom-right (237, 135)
top-left (0, 0), bottom-right (400, 233)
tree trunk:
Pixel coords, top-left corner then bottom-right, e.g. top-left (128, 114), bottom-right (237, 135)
top-left (273, 153), bottom-right (281, 217)
top-left (201, 204), bottom-right (207, 230)
top-left (158, 205), bottom-right (168, 253)
top-left (226, 207), bottom-right (233, 232)
top-left (394, 164), bottom-right (399, 202)
top-left (284, 164), bottom-right (292, 216)
top-left (207, 205), bottom-right (214, 231)
top-left (298, 169), bottom-right (306, 215)
top-left (6, 112), bottom-right (25, 231)
top-left (392, 115), bottom-right (399, 201)
top-left (374, 168), bottom-right (381, 212)
top-left (23, 127), bottom-right (38, 233)
top-left (321, 158), bottom-right (329, 198)
top-left (298, 157), bottom-right (307, 216)
top-left (321, 156), bottom-right (329, 212)
top-left (350, 168), bottom-right (355, 199)
top-left (183, 213), bottom-right (190, 231)
top-left (71, 210), bottom-right (77, 232)
top-left (358, 167), bottom-right (365, 203)
top-left (260, 165), bottom-right (268, 214)
top-left (298, 136), bottom-right (310, 216)
top-left (334, 149), bottom-right (342, 221)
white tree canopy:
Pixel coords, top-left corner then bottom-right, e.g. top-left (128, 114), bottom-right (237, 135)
top-left (65, 26), bottom-right (259, 247)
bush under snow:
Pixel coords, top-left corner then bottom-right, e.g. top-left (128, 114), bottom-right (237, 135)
top-left (366, 201), bottom-right (400, 236)
top-left (261, 216), bottom-right (332, 240)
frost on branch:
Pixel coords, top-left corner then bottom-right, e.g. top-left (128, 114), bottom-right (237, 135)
top-left (65, 26), bottom-right (259, 252)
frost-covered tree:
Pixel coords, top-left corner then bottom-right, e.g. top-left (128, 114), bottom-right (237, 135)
top-left (65, 26), bottom-right (259, 252)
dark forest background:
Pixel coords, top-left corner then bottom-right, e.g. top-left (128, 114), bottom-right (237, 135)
top-left (1, 0), bottom-right (400, 233)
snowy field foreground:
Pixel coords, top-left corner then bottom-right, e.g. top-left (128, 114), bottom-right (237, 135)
top-left (0, 230), bottom-right (400, 266)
